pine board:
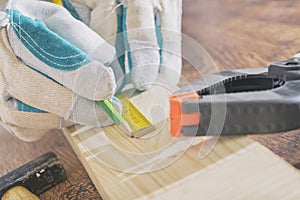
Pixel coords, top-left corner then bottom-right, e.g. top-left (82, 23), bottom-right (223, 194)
top-left (63, 85), bottom-right (300, 200)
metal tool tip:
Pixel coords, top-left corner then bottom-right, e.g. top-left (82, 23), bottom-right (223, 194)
top-left (119, 121), bottom-right (133, 138)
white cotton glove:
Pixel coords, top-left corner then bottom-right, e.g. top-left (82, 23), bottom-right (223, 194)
top-left (68, 0), bottom-right (183, 91)
top-left (0, 0), bottom-right (122, 141)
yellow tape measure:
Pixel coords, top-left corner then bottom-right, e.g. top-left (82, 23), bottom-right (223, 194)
top-left (51, 0), bottom-right (63, 6)
top-left (118, 95), bottom-right (155, 138)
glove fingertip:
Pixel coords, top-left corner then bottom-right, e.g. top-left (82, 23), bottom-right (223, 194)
top-left (95, 67), bottom-right (116, 100)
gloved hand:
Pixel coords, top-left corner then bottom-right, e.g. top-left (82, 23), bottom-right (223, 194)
top-left (62, 0), bottom-right (183, 91)
top-left (0, 0), bottom-right (122, 141)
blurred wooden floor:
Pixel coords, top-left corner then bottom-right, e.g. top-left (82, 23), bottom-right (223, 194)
top-left (1, 0), bottom-right (300, 199)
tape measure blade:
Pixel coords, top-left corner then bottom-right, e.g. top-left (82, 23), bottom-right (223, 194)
top-left (118, 95), bottom-right (154, 137)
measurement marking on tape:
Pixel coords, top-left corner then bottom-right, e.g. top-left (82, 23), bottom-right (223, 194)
top-left (118, 95), bottom-right (155, 137)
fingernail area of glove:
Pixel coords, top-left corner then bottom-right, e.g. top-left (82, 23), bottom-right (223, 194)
top-left (0, 10), bottom-right (9, 27)
top-left (72, 63), bottom-right (116, 100)
top-left (63, 95), bottom-right (94, 126)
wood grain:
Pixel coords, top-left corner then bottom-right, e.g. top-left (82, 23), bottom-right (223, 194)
top-left (63, 85), bottom-right (300, 200)
top-left (0, 129), bottom-right (101, 200)
top-left (0, 0), bottom-right (300, 199)
top-left (181, 0), bottom-right (300, 168)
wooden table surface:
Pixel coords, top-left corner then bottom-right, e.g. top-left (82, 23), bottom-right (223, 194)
top-left (1, 0), bottom-right (300, 199)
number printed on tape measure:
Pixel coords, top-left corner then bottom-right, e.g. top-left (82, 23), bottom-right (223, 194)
top-left (119, 96), bottom-right (153, 135)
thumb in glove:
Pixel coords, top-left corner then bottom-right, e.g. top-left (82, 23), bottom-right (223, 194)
top-left (0, 0), bottom-right (123, 141)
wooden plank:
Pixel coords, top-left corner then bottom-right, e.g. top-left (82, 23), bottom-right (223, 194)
top-left (63, 85), bottom-right (300, 200)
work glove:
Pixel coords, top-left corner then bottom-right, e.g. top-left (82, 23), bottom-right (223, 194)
top-left (60, 0), bottom-right (183, 91)
top-left (0, 0), bottom-right (122, 141)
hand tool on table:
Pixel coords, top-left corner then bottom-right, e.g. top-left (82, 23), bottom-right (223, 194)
top-left (0, 152), bottom-right (67, 200)
top-left (170, 55), bottom-right (300, 137)
top-left (97, 93), bottom-right (156, 138)
top-left (97, 100), bottom-right (133, 137)
top-left (117, 94), bottom-right (155, 138)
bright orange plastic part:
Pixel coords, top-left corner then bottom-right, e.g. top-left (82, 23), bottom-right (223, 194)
top-left (169, 91), bottom-right (200, 137)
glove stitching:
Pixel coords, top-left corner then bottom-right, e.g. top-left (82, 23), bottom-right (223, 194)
top-left (12, 23), bottom-right (89, 67)
top-left (10, 8), bottom-right (87, 60)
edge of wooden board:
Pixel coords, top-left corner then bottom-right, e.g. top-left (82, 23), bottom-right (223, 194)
top-left (63, 127), bottom-right (300, 200)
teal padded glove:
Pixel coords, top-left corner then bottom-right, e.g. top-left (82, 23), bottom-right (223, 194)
top-left (0, 0), bottom-right (122, 141)
top-left (64, 0), bottom-right (183, 91)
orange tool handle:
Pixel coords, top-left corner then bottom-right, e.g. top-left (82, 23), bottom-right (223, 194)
top-left (169, 91), bottom-right (200, 137)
